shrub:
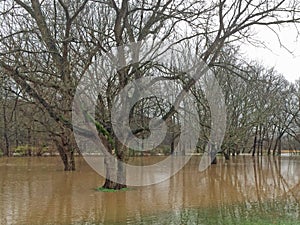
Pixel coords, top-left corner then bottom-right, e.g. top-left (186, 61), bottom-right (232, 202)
top-left (14, 145), bottom-right (30, 156)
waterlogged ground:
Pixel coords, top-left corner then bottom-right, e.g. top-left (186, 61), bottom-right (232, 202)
top-left (0, 156), bottom-right (299, 225)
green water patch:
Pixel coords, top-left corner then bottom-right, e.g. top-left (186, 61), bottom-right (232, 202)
top-left (74, 199), bottom-right (300, 224)
top-left (96, 187), bottom-right (132, 192)
top-left (112, 200), bottom-right (300, 225)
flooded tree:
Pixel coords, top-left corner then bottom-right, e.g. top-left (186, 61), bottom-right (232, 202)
top-left (0, 0), bottom-right (94, 169)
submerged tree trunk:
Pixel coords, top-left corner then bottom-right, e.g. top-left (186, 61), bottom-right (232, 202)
top-left (115, 160), bottom-right (127, 189)
top-left (98, 134), bottom-right (125, 190)
top-left (102, 156), bottom-right (118, 189)
top-left (102, 150), bottom-right (128, 190)
top-left (115, 139), bottom-right (128, 189)
top-left (100, 134), bottom-right (131, 190)
top-left (223, 151), bottom-right (230, 160)
top-left (57, 144), bottom-right (75, 171)
top-left (211, 156), bottom-right (217, 164)
top-left (273, 131), bottom-right (284, 156)
top-left (66, 151), bottom-right (75, 171)
top-left (54, 129), bottom-right (76, 171)
top-left (211, 147), bottom-right (217, 164)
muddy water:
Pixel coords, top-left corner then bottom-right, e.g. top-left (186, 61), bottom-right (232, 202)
top-left (0, 156), bottom-right (299, 225)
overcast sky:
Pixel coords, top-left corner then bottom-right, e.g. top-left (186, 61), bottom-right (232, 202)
top-left (242, 24), bottom-right (300, 83)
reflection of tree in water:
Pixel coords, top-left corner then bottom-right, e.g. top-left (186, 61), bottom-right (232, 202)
top-left (136, 156), bottom-right (300, 225)
top-left (212, 156), bottom-right (300, 203)
top-left (38, 172), bottom-right (74, 224)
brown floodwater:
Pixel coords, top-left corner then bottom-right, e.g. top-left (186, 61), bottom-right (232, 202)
top-left (0, 155), bottom-right (300, 225)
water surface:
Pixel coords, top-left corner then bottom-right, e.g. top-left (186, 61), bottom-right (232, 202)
top-left (0, 156), bottom-right (299, 224)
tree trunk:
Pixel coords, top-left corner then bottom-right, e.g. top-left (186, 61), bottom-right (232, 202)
top-left (170, 140), bottom-right (175, 155)
top-left (2, 102), bottom-right (9, 157)
top-left (55, 135), bottom-right (75, 171)
top-left (223, 151), bottom-right (230, 160)
top-left (66, 151), bottom-right (75, 171)
top-left (101, 153), bottom-right (127, 190)
top-left (257, 124), bottom-right (263, 156)
top-left (102, 156), bottom-right (118, 189)
top-left (101, 138), bottom-right (129, 190)
top-left (14, 110), bottom-right (19, 148)
top-left (273, 131), bottom-right (284, 156)
top-left (115, 139), bottom-right (128, 189)
top-left (57, 145), bottom-right (75, 171)
top-left (115, 159), bottom-right (127, 189)
top-left (102, 179), bottom-right (118, 189)
top-left (211, 149), bottom-right (217, 164)
top-left (211, 156), bottom-right (217, 164)
top-left (252, 126), bottom-right (258, 156)
top-left (267, 127), bottom-right (276, 155)
top-left (278, 137), bottom-right (282, 155)
top-left (27, 127), bottom-right (32, 156)
top-left (98, 134), bottom-right (121, 190)
top-left (273, 138), bottom-right (278, 156)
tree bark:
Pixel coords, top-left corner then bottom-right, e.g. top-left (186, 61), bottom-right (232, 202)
top-left (57, 144), bottom-right (75, 171)
top-left (267, 127), bottom-right (276, 155)
top-left (2, 98), bottom-right (9, 156)
top-left (252, 126), bottom-right (258, 156)
top-left (115, 139), bottom-right (128, 189)
top-left (102, 156), bottom-right (118, 189)
top-left (223, 151), bottom-right (230, 160)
